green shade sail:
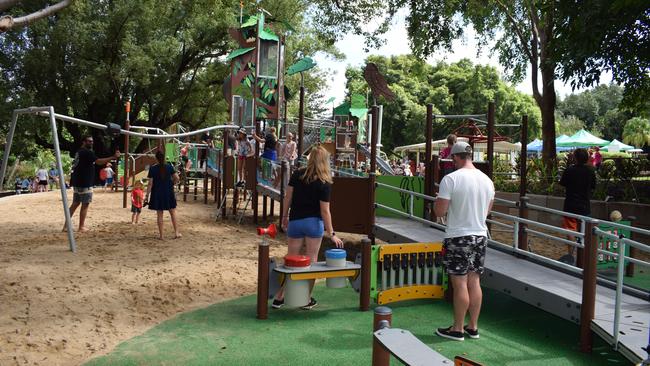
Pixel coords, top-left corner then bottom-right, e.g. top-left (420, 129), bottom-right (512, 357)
top-left (557, 129), bottom-right (609, 147)
top-left (349, 107), bottom-right (368, 119)
top-left (333, 102), bottom-right (349, 116)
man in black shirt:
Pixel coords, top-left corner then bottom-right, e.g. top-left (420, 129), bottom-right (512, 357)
top-left (66, 136), bottom-right (120, 232)
top-left (559, 148), bottom-right (596, 259)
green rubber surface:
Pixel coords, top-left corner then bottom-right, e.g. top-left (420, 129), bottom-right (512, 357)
top-left (85, 285), bottom-right (629, 366)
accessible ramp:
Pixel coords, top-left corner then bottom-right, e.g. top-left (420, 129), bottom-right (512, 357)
top-left (373, 216), bottom-right (650, 364)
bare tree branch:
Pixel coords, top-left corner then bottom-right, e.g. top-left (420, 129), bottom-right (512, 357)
top-left (492, 0), bottom-right (533, 62)
top-left (0, 0), bottom-right (20, 12)
top-left (0, 0), bottom-right (72, 33)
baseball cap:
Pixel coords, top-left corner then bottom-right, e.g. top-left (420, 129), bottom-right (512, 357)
top-left (237, 128), bottom-right (247, 135)
top-left (450, 141), bottom-right (472, 155)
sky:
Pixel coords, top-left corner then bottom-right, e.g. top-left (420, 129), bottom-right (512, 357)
top-left (312, 11), bottom-right (612, 107)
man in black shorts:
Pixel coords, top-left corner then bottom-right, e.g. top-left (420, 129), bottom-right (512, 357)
top-left (434, 142), bottom-right (494, 341)
top-left (65, 136), bottom-right (120, 232)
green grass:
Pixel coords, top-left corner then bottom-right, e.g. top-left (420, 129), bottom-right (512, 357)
top-left (85, 285), bottom-right (628, 366)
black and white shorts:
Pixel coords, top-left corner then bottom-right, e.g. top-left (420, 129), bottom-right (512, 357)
top-left (442, 235), bottom-right (487, 276)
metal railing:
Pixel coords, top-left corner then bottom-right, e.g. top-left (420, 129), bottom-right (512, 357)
top-left (372, 180), bottom-right (650, 357)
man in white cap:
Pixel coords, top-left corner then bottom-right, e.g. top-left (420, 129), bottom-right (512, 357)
top-left (434, 141), bottom-right (494, 341)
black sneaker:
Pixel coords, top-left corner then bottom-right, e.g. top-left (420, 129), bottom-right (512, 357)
top-left (236, 181), bottom-right (244, 187)
top-left (463, 326), bottom-right (480, 339)
top-left (300, 297), bottom-right (318, 310)
top-left (271, 299), bottom-right (284, 309)
top-left (435, 326), bottom-right (464, 341)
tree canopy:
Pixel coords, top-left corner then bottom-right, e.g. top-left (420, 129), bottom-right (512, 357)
top-left (343, 56), bottom-right (541, 152)
top-left (0, 0), bottom-right (340, 159)
top-left (310, 0), bottom-right (649, 169)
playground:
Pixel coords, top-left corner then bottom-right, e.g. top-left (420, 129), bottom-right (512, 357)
top-left (0, 190), bottom-right (634, 366)
top-left (1, 3), bottom-right (649, 366)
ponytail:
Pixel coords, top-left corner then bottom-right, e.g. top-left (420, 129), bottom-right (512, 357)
top-left (155, 151), bottom-right (166, 178)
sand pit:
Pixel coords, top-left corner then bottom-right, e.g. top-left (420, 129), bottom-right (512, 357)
top-left (0, 189), bottom-right (293, 365)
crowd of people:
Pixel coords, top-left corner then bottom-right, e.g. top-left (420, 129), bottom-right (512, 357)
top-left (13, 166), bottom-right (63, 195)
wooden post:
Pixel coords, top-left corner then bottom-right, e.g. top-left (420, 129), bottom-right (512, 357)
top-left (424, 104), bottom-right (433, 220)
top-left (487, 101), bottom-right (495, 180)
top-left (203, 151), bottom-right (208, 204)
top-left (183, 177), bottom-right (188, 202)
top-left (372, 306), bottom-right (392, 366)
top-left (270, 198), bottom-right (275, 218)
top-left (360, 238), bottom-right (371, 311)
top-left (580, 219), bottom-right (599, 353)
top-left (194, 179), bottom-right (198, 201)
top-left (256, 236), bottom-right (270, 320)
top-left (262, 195), bottom-right (268, 221)
top-left (279, 161), bottom-right (288, 232)
top-left (221, 131), bottom-right (229, 218)
top-left (518, 116), bottom-right (529, 252)
top-left (122, 100), bottom-right (131, 208)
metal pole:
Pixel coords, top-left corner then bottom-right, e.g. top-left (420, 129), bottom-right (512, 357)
top-left (487, 102), bottom-right (495, 180)
top-left (297, 74), bottom-right (305, 160)
top-left (48, 107), bottom-right (76, 252)
top-left (613, 239), bottom-right (625, 349)
top-left (518, 196), bottom-right (529, 251)
top-left (360, 238), bottom-right (372, 311)
top-left (221, 131), bottom-right (229, 218)
top-left (0, 110), bottom-right (19, 188)
top-left (580, 219), bottom-right (599, 353)
top-left (370, 105), bottom-right (379, 174)
top-left (424, 104), bottom-right (433, 220)
top-left (279, 161), bottom-right (287, 232)
top-left (372, 306), bottom-right (392, 366)
top-left (626, 216), bottom-right (637, 277)
top-left (253, 121), bottom-right (260, 224)
top-left (256, 235), bottom-right (270, 320)
top-left (123, 100), bottom-right (131, 209)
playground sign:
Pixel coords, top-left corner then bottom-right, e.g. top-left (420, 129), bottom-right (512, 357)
top-left (596, 221), bottom-right (631, 270)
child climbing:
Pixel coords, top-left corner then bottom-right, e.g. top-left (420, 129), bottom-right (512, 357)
top-left (236, 128), bottom-right (253, 187)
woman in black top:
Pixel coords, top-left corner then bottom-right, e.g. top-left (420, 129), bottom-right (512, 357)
top-left (272, 145), bottom-right (343, 310)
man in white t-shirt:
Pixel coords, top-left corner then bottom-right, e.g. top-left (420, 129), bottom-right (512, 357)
top-left (433, 141), bottom-right (494, 341)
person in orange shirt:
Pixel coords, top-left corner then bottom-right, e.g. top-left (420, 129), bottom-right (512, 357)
top-left (131, 180), bottom-right (145, 224)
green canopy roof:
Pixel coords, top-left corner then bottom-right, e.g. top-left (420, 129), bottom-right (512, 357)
top-left (226, 47), bottom-right (255, 61)
top-left (333, 102), bottom-right (349, 116)
top-left (602, 139), bottom-right (635, 151)
top-left (557, 129), bottom-right (609, 147)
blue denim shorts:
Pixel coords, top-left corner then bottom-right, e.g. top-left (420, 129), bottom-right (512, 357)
top-left (287, 217), bottom-right (324, 239)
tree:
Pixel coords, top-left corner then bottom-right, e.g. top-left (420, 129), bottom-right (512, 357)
top-left (0, 0), bottom-right (72, 32)
top-left (0, 0), bottom-right (339, 159)
top-left (623, 117), bottom-right (650, 148)
top-left (343, 56), bottom-right (541, 152)
top-left (310, 0), bottom-right (649, 172)
top-left (553, 0), bottom-right (649, 113)
top-left (556, 84), bottom-right (631, 140)
top-left (554, 113), bottom-right (584, 137)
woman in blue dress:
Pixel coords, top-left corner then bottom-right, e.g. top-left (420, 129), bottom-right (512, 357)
top-left (145, 151), bottom-right (181, 239)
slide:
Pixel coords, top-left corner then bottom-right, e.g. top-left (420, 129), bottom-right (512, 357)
top-left (357, 143), bottom-right (394, 175)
